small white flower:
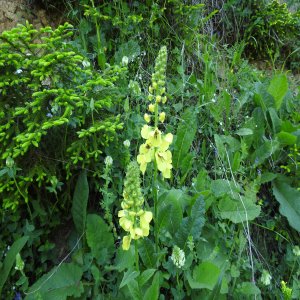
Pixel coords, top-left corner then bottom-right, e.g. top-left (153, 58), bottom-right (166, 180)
top-left (293, 245), bottom-right (300, 256)
top-left (82, 60), bottom-right (90, 68)
top-left (15, 69), bottom-right (23, 74)
top-left (123, 140), bottom-right (130, 148)
top-left (122, 56), bottom-right (129, 66)
top-left (171, 246), bottom-right (185, 268)
top-left (211, 98), bottom-right (216, 103)
top-left (260, 269), bottom-right (272, 286)
top-left (104, 156), bottom-right (113, 166)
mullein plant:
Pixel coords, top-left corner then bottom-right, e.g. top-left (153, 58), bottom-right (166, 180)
top-left (118, 47), bottom-right (172, 260)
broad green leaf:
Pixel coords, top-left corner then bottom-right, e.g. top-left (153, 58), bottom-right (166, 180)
top-left (277, 131), bottom-right (297, 145)
top-left (192, 261), bottom-right (221, 290)
top-left (235, 128), bottom-right (253, 136)
top-left (143, 271), bottom-right (160, 300)
top-left (0, 236), bottom-right (29, 294)
top-left (127, 279), bottom-right (141, 300)
top-left (120, 268), bottom-right (140, 288)
top-left (268, 108), bottom-right (282, 133)
top-left (259, 172), bottom-right (277, 184)
top-left (173, 107), bottom-right (197, 170)
top-left (25, 263), bottom-right (83, 300)
top-left (138, 269), bottom-right (156, 287)
top-left (251, 139), bottom-right (279, 167)
top-left (237, 282), bottom-right (261, 295)
top-left (211, 179), bottom-right (240, 198)
top-left (175, 197), bottom-right (205, 248)
top-left (267, 74), bottom-right (288, 110)
top-left (71, 171), bottom-right (89, 235)
top-left (273, 181), bottom-right (300, 232)
top-left (139, 238), bottom-right (156, 268)
top-left (86, 214), bottom-right (114, 264)
top-left (158, 189), bottom-right (183, 237)
top-left (218, 196), bottom-right (261, 223)
top-left (114, 246), bottom-right (135, 272)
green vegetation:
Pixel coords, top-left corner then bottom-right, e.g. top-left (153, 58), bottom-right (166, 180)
top-left (0, 1), bottom-right (299, 299)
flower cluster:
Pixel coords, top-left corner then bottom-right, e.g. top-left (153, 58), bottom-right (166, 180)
top-left (118, 161), bottom-right (152, 250)
top-left (137, 46), bottom-right (173, 179)
top-left (171, 245), bottom-right (186, 269)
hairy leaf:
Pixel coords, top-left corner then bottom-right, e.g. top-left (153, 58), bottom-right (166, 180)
top-left (273, 181), bottom-right (300, 232)
top-left (0, 236), bottom-right (28, 294)
top-left (138, 238), bottom-right (156, 268)
top-left (175, 196), bottom-right (205, 248)
top-left (173, 107), bottom-right (197, 170)
top-left (267, 74), bottom-right (288, 110)
top-left (25, 263), bottom-right (83, 300)
top-left (71, 171), bottom-right (89, 235)
top-left (143, 271), bottom-right (160, 300)
top-left (86, 214), bottom-right (114, 264)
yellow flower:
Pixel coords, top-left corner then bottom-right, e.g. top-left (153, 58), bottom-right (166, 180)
top-left (155, 149), bottom-right (172, 178)
top-left (159, 112), bottom-right (166, 123)
top-left (148, 103), bottom-right (155, 113)
top-left (148, 128), bottom-right (162, 147)
top-left (144, 113), bottom-right (151, 123)
top-left (140, 211), bottom-right (153, 236)
top-left (122, 235), bottom-right (131, 250)
top-left (137, 142), bottom-right (154, 174)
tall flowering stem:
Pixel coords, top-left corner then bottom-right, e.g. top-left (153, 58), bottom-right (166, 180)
top-left (137, 46), bottom-right (172, 253)
top-left (118, 161), bottom-right (153, 269)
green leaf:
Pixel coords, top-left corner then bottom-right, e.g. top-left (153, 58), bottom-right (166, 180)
top-left (273, 181), bottom-right (300, 232)
top-left (71, 171), bottom-right (89, 235)
top-left (0, 236), bottom-right (29, 294)
top-left (218, 196), bottom-right (261, 223)
top-left (158, 189), bottom-right (183, 237)
top-left (192, 261), bottom-right (221, 290)
top-left (86, 214), bottom-right (114, 264)
top-left (114, 246), bottom-right (135, 272)
top-left (143, 271), bottom-right (160, 300)
top-left (251, 139), bottom-right (279, 167)
top-left (127, 279), bottom-right (141, 300)
top-left (277, 131), bottom-right (297, 145)
top-left (237, 282), bottom-right (261, 295)
top-left (173, 107), bottom-right (197, 170)
top-left (138, 238), bottom-right (156, 268)
top-left (138, 269), bottom-right (156, 287)
top-left (175, 196), bottom-right (205, 248)
top-left (267, 74), bottom-right (288, 110)
top-left (211, 179), bottom-right (239, 198)
top-left (235, 128), bottom-right (253, 136)
top-left (25, 263), bottom-right (83, 300)
top-left (120, 268), bottom-right (140, 288)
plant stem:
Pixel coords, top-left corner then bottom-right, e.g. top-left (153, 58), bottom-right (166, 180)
top-left (13, 177), bottom-right (33, 221)
top-left (135, 239), bottom-right (139, 272)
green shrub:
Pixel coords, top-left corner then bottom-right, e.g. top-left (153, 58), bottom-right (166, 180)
top-left (0, 22), bottom-right (124, 212)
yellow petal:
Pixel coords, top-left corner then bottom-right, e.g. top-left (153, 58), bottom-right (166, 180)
top-left (144, 113), bottom-right (151, 123)
top-left (118, 210), bottom-right (126, 217)
top-left (141, 125), bottom-right (152, 139)
top-left (149, 128), bottom-right (162, 147)
top-left (141, 211), bottom-right (153, 223)
top-left (119, 217), bottom-right (133, 232)
top-left (122, 235), bottom-right (131, 250)
top-left (159, 112), bottom-right (166, 123)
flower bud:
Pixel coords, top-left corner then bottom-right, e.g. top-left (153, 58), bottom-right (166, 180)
top-left (159, 112), bottom-right (166, 123)
top-left (104, 156), bottom-right (113, 166)
top-left (148, 104), bottom-right (155, 113)
top-left (155, 95), bottom-right (161, 103)
top-left (144, 113), bottom-right (151, 123)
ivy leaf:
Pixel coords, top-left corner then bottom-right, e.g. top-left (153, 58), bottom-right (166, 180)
top-left (175, 196), bottom-right (205, 249)
top-left (273, 181), bottom-right (300, 232)
top-left (86, 214), bottom-right (114, 264)
top-left (173, 107), bottom-right (197, 171)
top-left (267, 74), bottom-right (288, 110)
top-left (71, 171), bottom-right (89, 235)
top-left (25, 263), bottom-right (84, 300)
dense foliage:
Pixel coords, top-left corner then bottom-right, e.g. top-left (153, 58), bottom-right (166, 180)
top-left (1, 1), bottom-right (300, 299)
